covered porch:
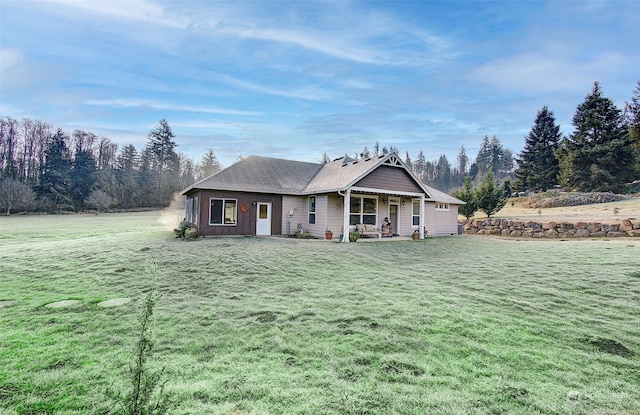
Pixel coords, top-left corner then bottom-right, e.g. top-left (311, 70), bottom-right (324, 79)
top-left (337, 186), bottom-right (425, 243)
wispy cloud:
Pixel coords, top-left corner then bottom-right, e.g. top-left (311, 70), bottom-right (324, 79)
top-left (212, 72), bottom-right (338, 102)
top-left (86, 98), bottom-right (260, 116)
top-left (43, 0), bottom-right (189, 28)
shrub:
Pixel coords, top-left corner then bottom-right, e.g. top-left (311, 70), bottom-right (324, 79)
top-left (174, 219), bottom-right (197, 239)
top-left (349, 232), bottom-right (359, 242)
top-left (184, 228), bottom-right (198, 240)
top-left (104, 284), bottom-right (175, 415)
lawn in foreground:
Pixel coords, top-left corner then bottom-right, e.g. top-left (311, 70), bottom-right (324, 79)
top-left (0, 212), bottom-right (639, 415)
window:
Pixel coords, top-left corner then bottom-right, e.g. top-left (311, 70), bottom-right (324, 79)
top-left (349, 196), bottom-right (377, 225)
top-left (185, 196), bottom-right (199, 224)
top-left (308, 196), bottom-right (316, 224)
top-left (436, 202), bottom-right (449, 211)
top-left (412, 200), bottom-right (420, 226)
top-left (210, 198), bottom-right (237, 225)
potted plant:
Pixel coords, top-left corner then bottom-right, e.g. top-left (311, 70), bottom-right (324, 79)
top-left (325, 229), bottom-right (333, 240)
top-left (413, 229), bottom-right (420, 240)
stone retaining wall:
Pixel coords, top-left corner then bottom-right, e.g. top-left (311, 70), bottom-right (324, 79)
top-left (460, 218), bottom-right (640, 238)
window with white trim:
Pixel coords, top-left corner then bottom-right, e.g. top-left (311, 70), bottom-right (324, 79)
top-left (308, 196), bottom-right (316, 224)
top-left (210, 198), bottom-right (237, 225)
top-left (349, 196), bottom-right (377, 225)
top-left (435, 202), bottom-right (450, 211)
top-left (412, 200), bottom-right (420, 226)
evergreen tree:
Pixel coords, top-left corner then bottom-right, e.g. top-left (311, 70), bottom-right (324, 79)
top-left (469, 162), bottom-right (479, 180)
top-left (475, 135), bottom-right (492, 176)
top-left (625, 81), bottom-right (640, 172)
top-left (115, 144), bottom-right (140, 208)
top-left (39, 129), bottom-right (73, 211)
top-left (475, 172), bottom-right (507, 218)
top-left (70, 146), bottom-right (97, 209)
top-left (451, 175), bottom-right (478, 219)
top-left (557, 82), bottom-right (636, 192)
top-left (404, 151), bottom-right (413, 171)
top-left (515, 106), bottom-right (562, 191)
top-left (146, 119), bottom-right (178, 205)
top-left (456, 145), bottom-right (468, 175)
top-left (434, 154), bottom-right (451, 191)
top-left (198, 148), bottom-right (222, 180)
top-left (413, 150), bottom-right (427, 182)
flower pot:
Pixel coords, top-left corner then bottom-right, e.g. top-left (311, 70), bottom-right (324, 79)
top-left (412, 231), bottom-right (420, 240)
top-left (325, 232), bottom-right (333, 240)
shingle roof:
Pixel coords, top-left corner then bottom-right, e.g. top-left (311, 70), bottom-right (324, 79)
top-left (182, 155), bottom-right (323, 195)
top-left (181, 153), bottom-right (464, 204)
top-left (303, 154), bottom-right (387, 193)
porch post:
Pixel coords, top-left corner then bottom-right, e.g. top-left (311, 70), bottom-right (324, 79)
top-left (419, 194), bottom-right (425, 239)
top-left (342, 189), bottom-right (351, 243)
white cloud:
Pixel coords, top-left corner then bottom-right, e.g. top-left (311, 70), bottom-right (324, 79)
top-left (212, 72), bottom-right (338, 102)
top-left (42, 0), bottom-right (189, 28)
top-left (85, 98), bottom-right (261, 116)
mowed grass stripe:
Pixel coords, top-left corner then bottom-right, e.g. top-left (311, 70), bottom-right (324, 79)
top-left (0, 212), bottom-right (639, 414)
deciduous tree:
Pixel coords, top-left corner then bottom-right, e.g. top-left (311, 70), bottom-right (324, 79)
top-left (0, 178), bottom-right (36, 215)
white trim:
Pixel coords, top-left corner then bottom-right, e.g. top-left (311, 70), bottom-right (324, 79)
top-left (349, 186), bottom-right (423, 198)
top-left (209, 198), bottom-right (238, 226)
top-left (435, 202), bottom-right (450, 211)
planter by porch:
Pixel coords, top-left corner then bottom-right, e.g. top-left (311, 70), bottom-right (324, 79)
top-left (413, 230), bottom-right (420, 239)
top-left (325, 232), bottom-right (333, 240)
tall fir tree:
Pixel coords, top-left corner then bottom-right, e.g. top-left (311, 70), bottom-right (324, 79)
top-left (39, 129), bottom-right (73, 210)
top-left (146, 119), bottom-right (179, 205)
top-left (413, 150), bottom-right (427, 182)
top-left (70, 146), bottom-right (97, 209)
top-left (557, 82), bottom-right (636, 192)
top-left (515, 106), bottom-right (562, 191)
top-left (198, 148), bottom-right (222, 180)
top-left (624, 81), bottom-right (640, 173)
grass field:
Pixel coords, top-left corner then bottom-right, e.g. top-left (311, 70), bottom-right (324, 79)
top-left (1, 211), bottom-right (639, 415)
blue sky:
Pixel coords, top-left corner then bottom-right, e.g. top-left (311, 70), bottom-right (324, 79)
top-left (1, 0), bottom-right (638, 168)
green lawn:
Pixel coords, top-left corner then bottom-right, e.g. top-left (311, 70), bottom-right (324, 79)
top-left (1, 212), bottom-right (639, 415)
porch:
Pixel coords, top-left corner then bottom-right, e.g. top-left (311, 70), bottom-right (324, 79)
top-left (335, 186), bottom-right (426, 242)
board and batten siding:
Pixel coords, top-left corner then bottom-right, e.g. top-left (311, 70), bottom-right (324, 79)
top-left (424, 202), bottom-right (460, 236)
top-left (194, 190), bottom-right (282, 236)
top-left (281, 194), bottom-right (342, 238)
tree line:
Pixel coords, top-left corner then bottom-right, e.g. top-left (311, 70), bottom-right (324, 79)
top-left (2, 81), bottom-right (638, 215)
top-left (0, 119), bottom-right (222, 214)
top-left (346, 81), bottom-right (639, 202)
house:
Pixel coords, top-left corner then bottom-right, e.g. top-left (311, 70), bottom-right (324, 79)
top-left (180, 152), bottom-right (464, 241)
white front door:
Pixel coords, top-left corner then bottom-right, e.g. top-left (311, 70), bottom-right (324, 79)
top-left (256, 202), bottom-right (272, 235)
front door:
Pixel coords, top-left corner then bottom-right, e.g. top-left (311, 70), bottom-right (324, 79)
top-left (256, 202), bottom-right (272, 235)
top-left (389, 204), bottom-right (398, 236)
